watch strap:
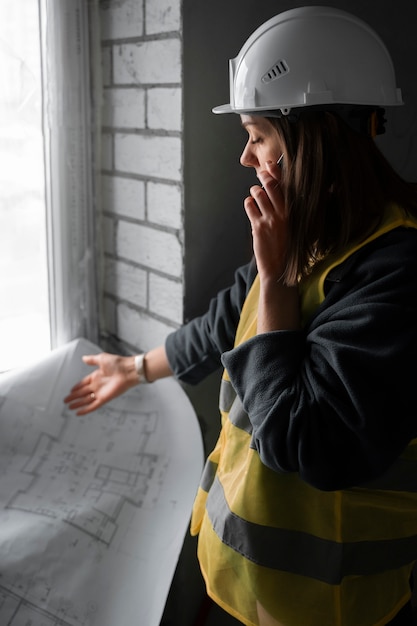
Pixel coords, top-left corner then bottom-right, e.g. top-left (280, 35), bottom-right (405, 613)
top-left (134, 353), bottom-right (149, 384)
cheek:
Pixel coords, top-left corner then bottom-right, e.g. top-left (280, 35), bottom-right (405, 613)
top-left (264, 147), bottom-right (276, 160)
top-left (261, 149), bottom-right (277, 165)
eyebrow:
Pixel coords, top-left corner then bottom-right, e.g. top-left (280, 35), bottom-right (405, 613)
top-left (240, 119), bottom-right (260, 129)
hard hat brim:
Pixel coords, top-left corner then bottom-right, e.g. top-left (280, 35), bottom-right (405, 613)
top-left (212, 103), bottom-right (290, 116)
top-left (212, 103), bottom-right (277, 115)
top-left (212, 104), bottom-right (234, 114)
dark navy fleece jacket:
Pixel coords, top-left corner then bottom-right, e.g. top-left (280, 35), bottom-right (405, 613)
top-left (165, 227), bottom-right (417, 491)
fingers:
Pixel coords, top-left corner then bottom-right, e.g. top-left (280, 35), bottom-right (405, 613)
top-left (82, 354), bottom-right (100, 367)
top-left (68, 401), bottom-right (98, 417)
top-left (63, 354), bottom-right (100, 406)
top-left (244, 178), bottom-right (281, 221)
top-left (64, 384), bottom-right (93, 403)
top-left (74, 397), bottom-right (99, 416)
top-left (245, 185), bottom-right (264, 217)
top-left (64, 353), bottom-right (114, 415)
top-left (258, 162), bottom-right (282, 192)
top-left (63, 355), bottom-right (98, 395)
top-left (266, 158), bottom-right (283, 176)
top-left (247, 163), bottom-right (285, 222)
top-left (65, 389), bottom-right (99, 416)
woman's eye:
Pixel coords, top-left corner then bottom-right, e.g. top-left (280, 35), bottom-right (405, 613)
top-left (251, 137), bottom-right (262, 145)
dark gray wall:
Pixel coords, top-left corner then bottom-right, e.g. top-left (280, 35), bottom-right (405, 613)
top-left (182, 0), bottom-right (417, 321)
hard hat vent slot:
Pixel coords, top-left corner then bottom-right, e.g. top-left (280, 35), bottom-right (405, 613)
top-left (262, 60), bottom-right (289, 83)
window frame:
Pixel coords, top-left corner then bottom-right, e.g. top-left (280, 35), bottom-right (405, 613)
top-left (40, 0), bottom-right (99, 349)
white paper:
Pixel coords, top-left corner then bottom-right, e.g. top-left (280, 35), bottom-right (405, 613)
top-left (0, 338), bottom-right (204, 626)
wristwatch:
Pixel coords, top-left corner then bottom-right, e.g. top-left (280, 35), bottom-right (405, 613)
top-left (134, 353), bottom-right (149, 384)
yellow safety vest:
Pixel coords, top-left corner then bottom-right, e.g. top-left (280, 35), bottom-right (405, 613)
top-left (191, 205), bottom-right (417, 626)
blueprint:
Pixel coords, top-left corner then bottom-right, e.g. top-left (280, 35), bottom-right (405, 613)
top-left (0, 338), bottom-right (204, 626)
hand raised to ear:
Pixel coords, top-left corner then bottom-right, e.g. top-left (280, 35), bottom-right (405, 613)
top-left (244, 160), bottom-right (288, 283)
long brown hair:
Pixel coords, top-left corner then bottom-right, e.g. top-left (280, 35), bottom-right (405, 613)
top-left (269, 112), bottom-right (417, 284)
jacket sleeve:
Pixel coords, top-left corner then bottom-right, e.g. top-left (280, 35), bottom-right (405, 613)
top-left (165, 259), bottom-right (257, 385)
top-left (221, 228), bottom-right (417, 491)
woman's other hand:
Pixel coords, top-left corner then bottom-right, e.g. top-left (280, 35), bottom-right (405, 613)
top-left (64, 353), bottom-right (139, 415)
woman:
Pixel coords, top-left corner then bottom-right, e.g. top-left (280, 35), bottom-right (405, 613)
top-left (65, 7), bottom-right (417, 626)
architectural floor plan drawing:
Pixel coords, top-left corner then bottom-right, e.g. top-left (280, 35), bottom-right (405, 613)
top-left (0, 339), bottom-right (204, 626)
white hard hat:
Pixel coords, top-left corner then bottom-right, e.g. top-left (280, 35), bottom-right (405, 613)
top-left (213, 6), bottom-right (403, 116)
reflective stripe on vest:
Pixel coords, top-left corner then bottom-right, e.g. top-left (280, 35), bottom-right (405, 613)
top-left (206, 474), bottom-right (417, 584)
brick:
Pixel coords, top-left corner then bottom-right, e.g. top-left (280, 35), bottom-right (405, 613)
top-left (102, 87), bottom-right (145, 129)
top-left (148, 181), bottom-right (181, 229)
top-left (115, 134), bottom-right (181, 181)
top-left (105, 258), bottom-right (147, 307)
top-left (113, 39), bottom-right (181, 85)
top-left (102, 175), bottom-right (145, 220)
top-left (146, 0), bottom-right (181, 35)
top-left (100, 0), bottom-right (144, 40)
top-left (147, 87), bottom-right (181, 132)
top-left (117, 221), bottom-right (182, 276)
top-left (117, 302), bottom-right (175, 351)
top-left (149, 273), bottom-right (183, 324)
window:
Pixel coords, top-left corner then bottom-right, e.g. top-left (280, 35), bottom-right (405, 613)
top-left (0, 0), bottom-right (99, 373)
top-left (0, 0), bottom-right (49, 371)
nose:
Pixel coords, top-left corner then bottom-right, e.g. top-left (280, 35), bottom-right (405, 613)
top-left (240, 143), bottom-right (257, 169)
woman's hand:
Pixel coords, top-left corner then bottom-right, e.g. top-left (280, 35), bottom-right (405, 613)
top-left (64, 353), bottom-right (139, 415)
top-left (244, 160), bottom-right (288, 283)
top-left (64, 346), bottom-right (173, 416)
top-left (244, 160), bottom-right (301, 334)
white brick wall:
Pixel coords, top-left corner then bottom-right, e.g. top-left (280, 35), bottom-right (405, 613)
top-left (99, 0), bottom-right (183, 354)
top-left (102, 88), bottom-right (146, 128)
top-left (116, 221), bottom-right (182, 275)
top-left (115, 134), bottom-right (182, 180)
top-left (148, 181), bottom-right (181, 229)
top-left (113, 40), bottom-right (181, 84)
top-left (102, 175), bottom-right (145, 220)
top-left (100, 0), bottom-right (144, 39)
top-left (148, 87), bottom-right (182, 132)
